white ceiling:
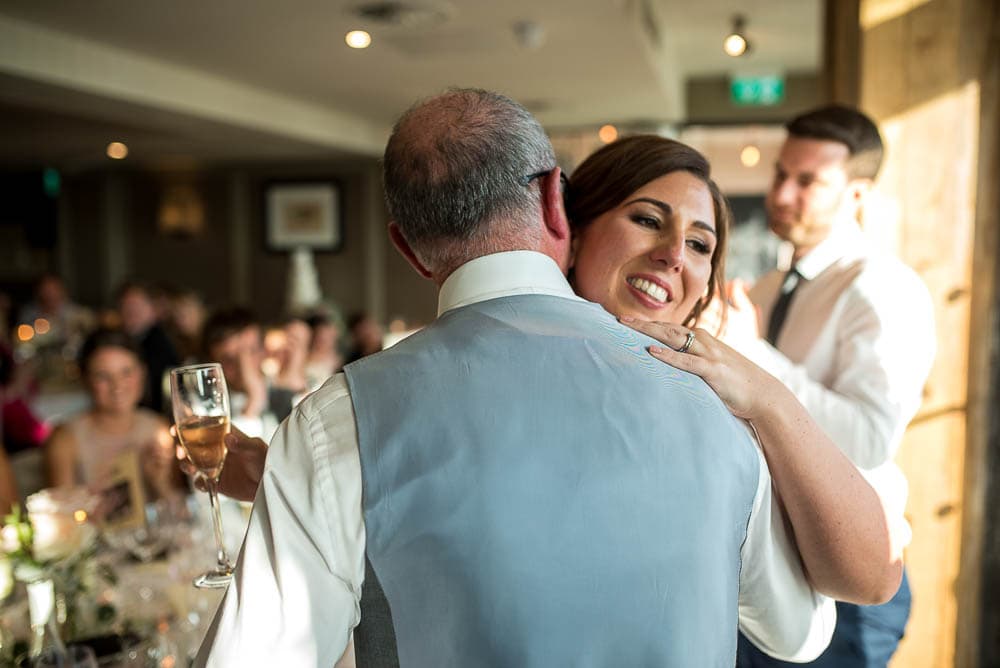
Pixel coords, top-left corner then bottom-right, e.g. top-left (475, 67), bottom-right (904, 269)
top-left (0, 0), bottom-right (822, 168)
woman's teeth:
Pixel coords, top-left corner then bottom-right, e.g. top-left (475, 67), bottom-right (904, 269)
top-left (627, 277), bottom-right (668, 303)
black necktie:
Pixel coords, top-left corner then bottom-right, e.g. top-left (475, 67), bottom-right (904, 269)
top-left (766, 268), bottom-right (801, 345)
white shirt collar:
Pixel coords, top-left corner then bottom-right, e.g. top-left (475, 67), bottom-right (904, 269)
top-left (795, 220), bottom-right (867, 281)
top-left (437, 251), bottom-right (581, 316)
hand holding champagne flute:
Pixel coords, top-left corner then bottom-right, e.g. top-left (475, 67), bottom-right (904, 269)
top-left (170, 363), bottom-right (235, 589)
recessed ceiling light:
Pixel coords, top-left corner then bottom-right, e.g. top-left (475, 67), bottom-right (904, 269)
top-left (346, 30), bottom-right (372, 49)
top-left (106, 142), bottom-right (128, 159)
top-left (724, 15), bottom-right (751, 57)
top-left (740, 144), bottom-right (761, 167)
top-left (598, 124), bottom-right (618, 144)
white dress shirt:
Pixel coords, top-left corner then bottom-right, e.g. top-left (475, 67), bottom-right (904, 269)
top-left (740, 222), bottom-right (936, 549)
top-left (196, 251), bottom-right (834, 667)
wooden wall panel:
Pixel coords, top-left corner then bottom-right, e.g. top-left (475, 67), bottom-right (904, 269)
top-left (894, 414), bottom-right (967, 667)
top-left (844, 0), bottom-right (995, 666)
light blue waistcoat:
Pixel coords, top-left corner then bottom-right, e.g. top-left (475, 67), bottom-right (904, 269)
top-left (343, 294), bottom-right (760, 667)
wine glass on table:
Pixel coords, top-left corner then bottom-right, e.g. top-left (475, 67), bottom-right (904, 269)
top-left (169, 363), bottom-right (234, 589)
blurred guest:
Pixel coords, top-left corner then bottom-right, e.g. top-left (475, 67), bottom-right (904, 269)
top-left (117, 282), bottom-right (180, 412)
top-left (726, 105), bottom-right (934, 668)
top-left (17, 273), bottom-right (95, 355)
top-left (167, 288), bottom-right (207, 363)
top-left (345, 312), bottom-right (383, 364)
top-left (0, 341), bottom-right (50, 454)
top-left (44, 329), bottom-right (180, 503)
top-left (202, 308), bottom-right (295, 441)
top-left (149, 283), bottom-right (175, 324)
top-left (261, 319), bottom-right (311, 395)
top-left (305, 313), bottom-right (343, 389)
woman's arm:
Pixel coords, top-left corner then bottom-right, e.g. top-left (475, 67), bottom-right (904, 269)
top-left (43, 424), bottom-right (78, 489)
top-left (624, 318), bottom-right (902, 605)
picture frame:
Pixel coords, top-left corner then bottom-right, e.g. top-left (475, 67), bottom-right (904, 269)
top-left (98, 450), bottom-right (147, 531)
top-left (265, 181), bottom-right (342, 251)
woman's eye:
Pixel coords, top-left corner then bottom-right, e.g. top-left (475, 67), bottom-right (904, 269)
top-left (687, 238), bottom-right (712, 255)
top-left (630, 214), bottom-right (660, 229)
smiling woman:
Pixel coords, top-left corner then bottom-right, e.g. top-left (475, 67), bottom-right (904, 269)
top-left (43, 329), bottom-right (182, 516)
top-left (566, 135), bottom-right (730, 328)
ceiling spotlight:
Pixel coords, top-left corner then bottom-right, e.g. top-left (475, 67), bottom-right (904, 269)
top-left (106, 142), bottom-right (128, 159)
top-left (740, 144), bottom-right (761, 167)
top-left (345, 29), bottom-right (372, 49)
top-left (723, 15), bottom-right (751, 57)
top-left (598, 124), bottom-right (618, 144)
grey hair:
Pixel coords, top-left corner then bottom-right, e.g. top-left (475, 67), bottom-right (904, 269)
top-left (382, 88), bottom-right (555, 274)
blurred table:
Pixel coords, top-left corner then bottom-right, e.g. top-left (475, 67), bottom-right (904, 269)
top-left (0, 495), bottom-right (237, 666)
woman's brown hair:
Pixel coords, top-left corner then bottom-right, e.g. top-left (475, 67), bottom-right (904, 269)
top-left (565, 135), bottom-right (730, 328)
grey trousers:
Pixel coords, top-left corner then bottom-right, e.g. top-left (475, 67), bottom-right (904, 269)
top-left (354, 558), bottom-right (400, 668)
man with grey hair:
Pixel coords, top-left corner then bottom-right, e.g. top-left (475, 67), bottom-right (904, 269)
top-left (196, 89), bottom-right (887, 667)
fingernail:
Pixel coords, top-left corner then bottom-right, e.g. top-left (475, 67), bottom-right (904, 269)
top-left (619, 316), bottom-right (634, 322)
top-left (648, 346), bottom-right (663, 354)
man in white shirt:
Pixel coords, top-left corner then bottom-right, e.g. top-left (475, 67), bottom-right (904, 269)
top-left (195, 90), bottom-right (895, 667)
top-left (727, 106), bottom-right (937, 667)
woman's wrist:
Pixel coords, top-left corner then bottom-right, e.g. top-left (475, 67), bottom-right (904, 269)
top-left (744, 375), bottom-right (796, 432)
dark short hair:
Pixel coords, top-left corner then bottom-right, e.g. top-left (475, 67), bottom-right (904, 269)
top-left (201, 307), bottom-right (259, 356)
top-left (566, 135), bottom-right (731, 329)
top-left (786, 105), bottom-right (884, 179)
top-left (78, 328), bottom-right (143, 374)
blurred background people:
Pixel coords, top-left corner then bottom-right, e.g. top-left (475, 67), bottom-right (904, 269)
top-left (304, 312), bottom-right (343, 390)
top-left (727, 105), bottom-right (936, 668)
top-left (167, 288), bottom-right (207, 363)
top-left (201, 307), bottom-right (295, 442)
top-left (345, 311), bottom-right (383, 364)
top-left (17, 273), bottom-right (95, 357)
top-left (0, 341), bottom-right (50, 456)
top-left (117, 281), bottom-right (181, 413)
top-left (274, 317), bottom-right (311, 396)
top-left (43, 328), bottom-right (180, 504)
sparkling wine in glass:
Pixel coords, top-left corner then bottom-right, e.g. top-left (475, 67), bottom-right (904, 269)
top-left (170, 363), bottom-right (234, 589)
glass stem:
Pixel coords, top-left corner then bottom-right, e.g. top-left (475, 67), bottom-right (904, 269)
top-left (206, 478), bottom-right (231, 570)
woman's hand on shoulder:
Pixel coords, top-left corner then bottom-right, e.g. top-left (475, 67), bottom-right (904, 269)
top-left (619, 317), bottom-right (782, 420)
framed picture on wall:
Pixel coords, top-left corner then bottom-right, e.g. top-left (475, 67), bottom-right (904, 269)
top-left (265, 181), bottom-right (342, 251)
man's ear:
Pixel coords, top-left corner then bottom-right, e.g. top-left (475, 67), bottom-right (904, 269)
top-left (388, 222), bottom-right (433, 280)
top-left (541, 167), bottom-right (571, 243)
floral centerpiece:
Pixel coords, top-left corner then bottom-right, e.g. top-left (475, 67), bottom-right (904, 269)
top-left (1, 488), bottom-right (117, 661)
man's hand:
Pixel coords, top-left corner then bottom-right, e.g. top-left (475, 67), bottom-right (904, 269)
top-left (721, 279), bottom-right (762, 345)
top-left (175, 424), bottom-right (268, 502)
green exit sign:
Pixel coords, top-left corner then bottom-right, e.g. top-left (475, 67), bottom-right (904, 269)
top-left (730, 76), bottom-right (785, 106)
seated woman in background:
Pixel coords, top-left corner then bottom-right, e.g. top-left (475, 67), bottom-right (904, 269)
top-left (44, 329), bottom-right (181, 504)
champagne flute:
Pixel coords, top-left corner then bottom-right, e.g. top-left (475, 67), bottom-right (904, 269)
top-left (170, 363), bottom-right (234, 589)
